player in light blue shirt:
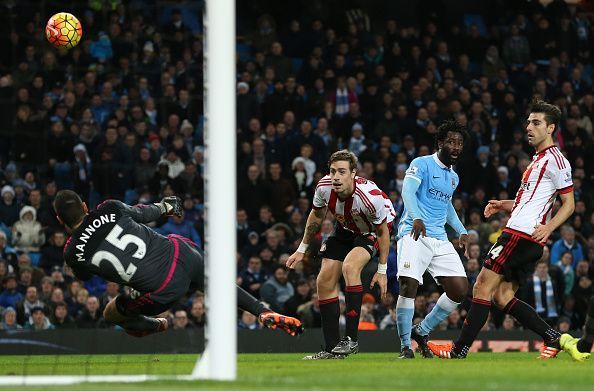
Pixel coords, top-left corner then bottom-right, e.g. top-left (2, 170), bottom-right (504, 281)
top-left (395, 120), bottom-right (470, 359)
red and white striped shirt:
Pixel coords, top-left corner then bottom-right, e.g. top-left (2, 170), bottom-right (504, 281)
top-left (506, 145), bottom-right (573, 238)
top-left (313, 175), bottom-right (396, 235)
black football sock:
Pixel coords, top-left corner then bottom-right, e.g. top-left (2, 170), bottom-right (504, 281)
top-left (504, 298), bottom-right (560, 348)
top-left (345, 285), bottom-right (363, 341)
top-left (319, 296), bottom-right (340, 352)
top-left (120, 315), bottom-right (162, 332)
top-left (577, 295), bottom-right (594, 353)
top-left (454, 298), bottom-right (491, 356)
top-left (237, 285), bottom-right (269, 316)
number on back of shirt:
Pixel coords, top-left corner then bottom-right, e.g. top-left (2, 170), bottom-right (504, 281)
top-left (90, 224), bottom-right (146, 282)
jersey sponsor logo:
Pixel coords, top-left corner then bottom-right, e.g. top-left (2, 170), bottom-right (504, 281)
top-left (75, 213), bottom-right (117, 262)
top-left (428, 188), bottom-right (452, 203)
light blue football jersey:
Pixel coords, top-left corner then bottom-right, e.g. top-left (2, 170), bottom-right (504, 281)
top-left (397, 153), bottom-right (459, 241)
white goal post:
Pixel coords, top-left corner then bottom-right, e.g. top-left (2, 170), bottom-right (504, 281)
top-left (0, 0), bottom-right (236, 385)
top-left (193, 0), bottom-right (237, 381)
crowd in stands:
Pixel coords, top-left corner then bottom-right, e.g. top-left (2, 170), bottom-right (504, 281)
top-left (1, 0), bottom-right (594, 334)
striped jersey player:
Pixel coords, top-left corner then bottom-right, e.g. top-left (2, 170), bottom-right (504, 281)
top-left (286, 150), bottom-right (394, 359)
top-left (428, 99), bottom-right (576, 360)
top-left (505, 144), bottom-right (573, 240)
top-left (313, 174), bottom-right (396, 240)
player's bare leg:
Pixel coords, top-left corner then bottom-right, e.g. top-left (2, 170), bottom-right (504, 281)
top-left (331, 247), bottom-right (371, 355)
top-left (429, 268), bottom-right (502, 358)
top-left (303, 258), bottom-right (344, 360)
top-left (413, 276), bottom-right (467, 359)
top-left (104, 297), bottom-right (169, 338)
top-left (492, 281), bottom-right (563, 359)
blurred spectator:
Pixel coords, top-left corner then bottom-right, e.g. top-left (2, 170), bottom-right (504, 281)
top-left (559, 295), bottom-right (583, 331)
top-left (40, 231), bottom-right (67, 274)
top-left (25, 306), bottom-right (54, 330)
top-left (0, 307), bottom-right (22, 330)
top-left (50, 301), bottom-right (76, 329)
top-left (283, 279), bottom-right (311, 318)
top-left (236, 208), bottom-right (254, 250)
top-left (297, 292), bottom-right (321, 328)
top-left (379, 308), bottom-right (397, 330)
top-left (0, 274), bottom-right (23, 309)
top-left (238, 310), bottom-right (260, 330)
top-left (524, 260), bottom-right (562, 326)
top-left (550, 225), bottom-right (584, 267)
top-left (239, 256), bottom-right (268, 299)
top-left (266, 162), bottom-right (297, 220)
top-left (11, 206), bottom-right (45, 253)
top-left (71, 288), bottom-right (89, 318)
top-left (173, 309), bottom-right (193, 329)
top-left (76, 296), bottom-right (106, 329)
top-left (16, 285), bottom-right (44, 325)
top-left (0, 186), bottom-right (19, 226)
top-left (559, 252), bottom-right (575, 296)
top-left (238, 165), bottom-right (273, 221)
top-left (189, 299), bottom-right (206, 327)
top-left (260, 266), bottom-right (294, 312)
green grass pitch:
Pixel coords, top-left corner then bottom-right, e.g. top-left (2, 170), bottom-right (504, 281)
top-left (0, 353), bottom-right (591, 391)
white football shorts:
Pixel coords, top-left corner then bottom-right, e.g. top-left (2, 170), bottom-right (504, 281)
top-left (396, 234), bottom-right (465, 285)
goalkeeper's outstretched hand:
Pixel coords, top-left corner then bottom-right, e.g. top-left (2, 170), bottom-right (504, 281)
top-left (160, 196), bottom-right (183, 217)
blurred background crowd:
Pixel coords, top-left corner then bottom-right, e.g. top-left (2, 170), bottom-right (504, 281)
top-left (0, 0), bottom-right (593, 334)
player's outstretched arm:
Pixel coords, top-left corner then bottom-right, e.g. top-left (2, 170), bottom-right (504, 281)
top-left (114, 197), bottom-right (183, 224)
top-left (286, 207), bottom-right (326, 269)
top-left (532, 191), bottom-right (575, 243)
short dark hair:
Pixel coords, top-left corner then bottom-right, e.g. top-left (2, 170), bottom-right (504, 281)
top-left (53, 190), bottom-right (85, 228)
top-left (328, 149), bottom-right (358, 171)
top-left (435, 119), bottom-right (468, 148)
top-left (528, 98), bottom-right (562, 131)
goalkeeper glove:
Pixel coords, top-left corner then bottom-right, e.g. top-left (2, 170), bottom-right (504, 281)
top-left (155, 196), bottom-right (183, 217)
